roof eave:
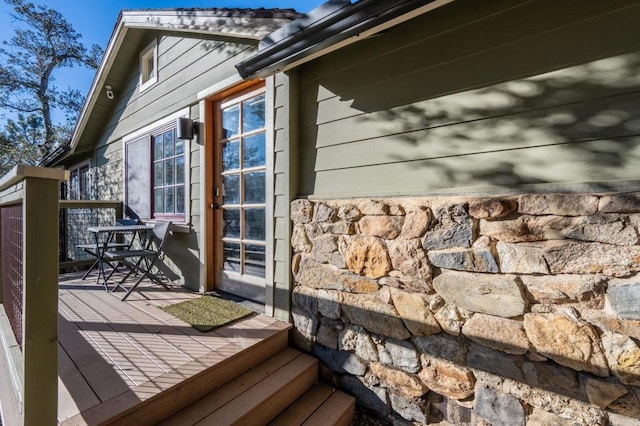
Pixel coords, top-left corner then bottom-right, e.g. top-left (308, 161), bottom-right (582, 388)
top-left (66, 14), bottom-right (127, 156)
top-left (236, 0), bottom-right (455, 79)
top-left (121, 10), bottom-right (295, 43)
top-left (61, 9), bottom-right (299, 166)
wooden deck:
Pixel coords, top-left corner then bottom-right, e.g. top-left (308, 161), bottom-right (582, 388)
top-left (56, 272), bottom-right (290, 425)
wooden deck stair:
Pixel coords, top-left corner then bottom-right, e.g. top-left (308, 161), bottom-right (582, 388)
top-left (76, 321), bottom-right (355, 426)
top-left (158, 346), bottom-right (355, 425)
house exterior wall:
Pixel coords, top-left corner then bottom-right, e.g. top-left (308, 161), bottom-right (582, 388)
top-left (288, 0), bottom-right (640, 424)
top-left (87, 33), bottom-right (257, 290)
top-left (296, 0), bottom-right (640, 198)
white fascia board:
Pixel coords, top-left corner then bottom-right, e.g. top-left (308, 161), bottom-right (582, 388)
top-left (120, 10), bottom-right (292, 42)
top-left (69, 9), bottom-right (293, 153)
top-left (69, 17), bottom-right (128, 151)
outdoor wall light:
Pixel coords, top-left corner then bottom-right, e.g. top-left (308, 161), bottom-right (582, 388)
top-left (177, 117), bottom-right (199, 139)
top-left (105, 85), bottom-right (114, 100)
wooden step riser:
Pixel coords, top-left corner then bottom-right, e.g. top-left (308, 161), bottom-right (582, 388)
top-left (302, 391), bottom-right (356, 426)
top-left (102, 326), bottom-right (290, 426)
top-left (269, 382), bottom-right (335, 425)
top-left (270, 382), bottom-right (356, 426)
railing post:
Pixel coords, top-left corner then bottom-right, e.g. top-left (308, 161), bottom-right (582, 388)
top-left (22, 177), bottom-right (59, 425)
top-left (0, 165), bottom-right (67, 425)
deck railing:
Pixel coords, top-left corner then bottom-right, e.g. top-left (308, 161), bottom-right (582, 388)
top-left (0, 165), bottom-right (67, 425)
top-left (1, 203), bottom-right (24, 348)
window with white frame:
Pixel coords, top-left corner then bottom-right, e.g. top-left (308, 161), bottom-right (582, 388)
top-left (139, 39), bottom-right (158, 92)
top-left (68, 161), bottom-right (91, 200)
top-left (124, 115), bottom-right (188, 222)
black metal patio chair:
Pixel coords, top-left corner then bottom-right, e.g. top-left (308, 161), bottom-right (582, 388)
top-left (77, 218), bottom-right (139, 286)
top-left (102, 220), bottom-right (172, 301)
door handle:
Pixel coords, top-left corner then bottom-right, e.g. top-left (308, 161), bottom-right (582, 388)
top-left (210, 203), bottom-right (219, 209)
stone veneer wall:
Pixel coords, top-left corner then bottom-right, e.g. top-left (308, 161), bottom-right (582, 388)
top-left (289, 193), bottom-right (640, 426)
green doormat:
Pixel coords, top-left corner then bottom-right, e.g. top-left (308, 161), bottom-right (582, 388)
top-left (160, 296), bottom-right (254, 332)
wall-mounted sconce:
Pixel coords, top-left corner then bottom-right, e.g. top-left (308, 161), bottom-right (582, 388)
top-left (105, 85), bottom-right (114, 100)
top-left (177, 117), bottom-right (199, 140)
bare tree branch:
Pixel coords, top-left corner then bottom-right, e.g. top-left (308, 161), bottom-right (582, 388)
top-left (0, 0), bottom-right (104, 156)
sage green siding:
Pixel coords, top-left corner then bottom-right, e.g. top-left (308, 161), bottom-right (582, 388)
top-left (272, 71), bottom-right (297, 320)
top-left (87, 33), bottom-right (257, 290)
top-left (296, 0), bottom-right (640, 198)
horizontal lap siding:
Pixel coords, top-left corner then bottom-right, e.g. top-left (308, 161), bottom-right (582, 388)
top-left (87, 34), bottom-right (256, 291)
top-left (273, 73), bottom-right (294, 320)
top-left (91, 35), bottom-right (256, 205)
top-left (297, 0), bottom-right (640, 198)
top-left (105, 38), bottom-right (254, 143)
top-left (94, 143), bottom-right (123, 200)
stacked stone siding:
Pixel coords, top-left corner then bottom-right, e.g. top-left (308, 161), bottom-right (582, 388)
top-left (290, 193), bottom-right (640, 425)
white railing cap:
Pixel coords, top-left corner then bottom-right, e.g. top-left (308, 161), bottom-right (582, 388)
top-left (0, 165), bottom-right (69, 192)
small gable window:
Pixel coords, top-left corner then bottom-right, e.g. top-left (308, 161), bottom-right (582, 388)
top-left (139, 39), bottom-right (157, 92)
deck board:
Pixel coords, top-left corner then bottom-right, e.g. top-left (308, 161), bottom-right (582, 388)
top-left (63, 289), bottom-right (191, 373)
top-left (57, 344), bottom-right (101, 422)
top-left (56, 273), bottom-right (289, 425)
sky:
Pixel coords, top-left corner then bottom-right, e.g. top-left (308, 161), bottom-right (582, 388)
top-left (0, 0), bottom-right (326, 124)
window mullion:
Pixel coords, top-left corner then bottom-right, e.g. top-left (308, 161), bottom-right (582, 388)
top-left (239, 104), bottom-right (246, 275)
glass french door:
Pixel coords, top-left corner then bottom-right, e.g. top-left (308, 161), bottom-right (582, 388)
top-left (214, 88), bottom-right (266, 302)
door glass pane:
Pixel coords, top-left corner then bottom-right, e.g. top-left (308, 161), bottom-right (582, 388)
top-left (223, 174), bottom-right (240, 205)
top-left (164, 130), bottom-right (174, 157)
top-left (243, 94), bottom-right (265, 133)
top-left (245, 208), bottom-right (265, 241)
top-left (223, 209), bottom-right (241, 238)
top-left (244, 244), bottom-right (265, 277)
top-left (164, 187), bottom-right (174, 213)
top-left (164, 159), bottom-right (174, 185)
top-left (243, 133), bottom-right (265, 168)
top-left (154, 162), bottom-right (162, 186)
top-left (153, 135), bottom-right (163, 160)
top-left (176, 186), bottom-right (185, 213)
top-left (222, 140), bottom-right (240, 170)
top-left (222, 104), bottom-right (240, 139)
top-left (223, 242), bottom-right (241, 272)
top-left (176, 156), bottom-right (185, 184)
top-left (154, 188), bottom-right (163, 213)
top-left (218, 90), bottom-right (268, 290)
top-left (244, 171), bottom-right (265, 204)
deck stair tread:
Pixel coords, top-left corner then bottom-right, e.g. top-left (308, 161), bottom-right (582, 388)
top-left (270, 381), bottom-right (355, 426)
top-left (298, 390), bottom-right (356, 426)
top-left (269, 382), bottom-right (335, 425)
